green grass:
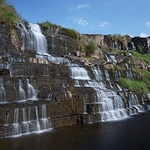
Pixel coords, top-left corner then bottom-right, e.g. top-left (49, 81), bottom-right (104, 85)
top-left (133, 67), bottom-right (150, 89)
top-left (62, 27), bottom-right (78, 39)
top-left (38, 21), bottom-right (59, 28)
top-left (110, 48), bottom-right (131, 56)
top-left (109, 48), bottom-right (150, 65)
top-left (0, 0), bottom-right (20, 26)
top-left (85, 40), bottom-right (97, 57)
top-left (118, 78), bottom-right (148, 96)
top-left (38, 21), bottom-right (78, 39)
top-left (130, 51), bottom-right (150, 65)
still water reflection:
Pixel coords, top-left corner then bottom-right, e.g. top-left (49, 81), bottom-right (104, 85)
top-left (0, 111), bottom-right (150, 150)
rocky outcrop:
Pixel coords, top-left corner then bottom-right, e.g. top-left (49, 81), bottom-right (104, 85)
top-left (132, 36), bottom-right (150, 54)
top-left (0, 23), bottom-right (22, 56)
top-left (40, 25), bottom-right (83, 56)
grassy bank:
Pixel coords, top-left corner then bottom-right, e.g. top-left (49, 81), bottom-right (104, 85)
top-left (0, 0), bottom-right (20, 26)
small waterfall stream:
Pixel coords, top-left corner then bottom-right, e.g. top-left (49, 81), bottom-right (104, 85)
top-left (19, 80), bottom-right (26, 100)
top-left (26, 79), bottom-right (37, 100)
top-left (0, 78), bottom-right (6, 103)
top-left (41, 104), bottom-right (50, 130)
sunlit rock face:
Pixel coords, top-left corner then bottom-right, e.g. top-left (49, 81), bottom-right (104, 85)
top-left (0, 22), bottom-right (149, 139)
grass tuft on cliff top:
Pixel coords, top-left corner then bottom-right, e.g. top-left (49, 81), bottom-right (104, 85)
top-left (0, 0), bottom-right (21, 26)
top-left (38, 21), bottom-right (78, 39)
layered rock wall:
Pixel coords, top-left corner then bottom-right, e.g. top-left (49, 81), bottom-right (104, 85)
top-left (0, 23), bottom-right (149, 139)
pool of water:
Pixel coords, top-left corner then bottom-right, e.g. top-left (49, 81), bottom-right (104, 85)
top-left (0, 111), bottom-right (150, 150)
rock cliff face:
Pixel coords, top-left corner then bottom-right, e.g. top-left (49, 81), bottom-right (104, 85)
top-left (0, 22), bottom-right (149, 139)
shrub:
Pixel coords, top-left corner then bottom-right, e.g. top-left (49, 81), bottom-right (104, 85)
top-left (130, 51), bottom-right (150, 65)
top-left (118, 78), bottom-right (148, 96)
top-left (0, 0), bottom-right (20, 26)
top-left (85, 40), bottom-right (96, 57)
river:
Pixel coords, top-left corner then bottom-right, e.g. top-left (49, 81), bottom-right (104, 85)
top-left (0, 110), bottom-right (150, 150)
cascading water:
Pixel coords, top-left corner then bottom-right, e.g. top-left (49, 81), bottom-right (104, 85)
top-left (19, 80), bottom-right (26, 101)
top-left (19, 22), bottom-right (47, 54)
top-left (70, 66), bottom-right (145, 122)
top-left (104, 69), bottom-right (110, 81)
top-left (92, 67), bottom-right (103, 82)
top-left (70, 66), bottom-right (90, 80)
top-left (34, 106), bottom-right (41, 131)
top-left (131, 42), bottom-right (136, 51)
top-left (126, 70), bottom-right (134, 80)
top-left (41, 104), bottom-right (50, 130)
top-left (12, 108), bottom-right (21, 136)
top-left (0, 78), bottom-right (6, 103)
top-left (22, 108), bottom-right (29, 133)
top-left (128, 92), bottom-right (144, 112)
top-left (19, 22), bottom-right (70, 65)
top-left (2, 105), bottom-right (52, 138)
top-left (26, 79), bottom-right (37, 100)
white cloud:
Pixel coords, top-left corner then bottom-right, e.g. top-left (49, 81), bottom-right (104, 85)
top-left (139, 33), bottom-right (150, 37)
top-left (145, 21), bottom-right (150, 26)
top-left (98, 21), bottom-right (108, 27)
top-left (76, 4), bottom-right (91, 9)
top-left (74, 18), bottom-right (88, 26)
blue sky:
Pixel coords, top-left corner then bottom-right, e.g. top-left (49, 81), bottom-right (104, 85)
top-left (8, 0), bottom-right (150, 36)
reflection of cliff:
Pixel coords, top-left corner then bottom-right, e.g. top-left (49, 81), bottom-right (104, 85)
top-left (0, 22), bottom-right (149, 139)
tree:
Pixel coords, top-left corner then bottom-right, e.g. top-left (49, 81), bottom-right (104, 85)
top-left (85, 40), bottom-right (96, 57)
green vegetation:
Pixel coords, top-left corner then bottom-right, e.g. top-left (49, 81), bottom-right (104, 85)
top-left (136, 44), bottom-right (143, 53)
top-left (62, 27), bottom-right (78, 39)
top-left (133, 67), bottom-right (150, 89)
top-left (109, 48), bottom-right (150, 65)
top-left (130, 51), bottom-right (150, 65)
top-left (38, 21), bottom-right (59, 28)
top-left (118, 67), bottom-right (150, 97)
top-left (0, 0), bottom-right (20, 26)
top-left (38, 21), bottom-right (78, 39)
top-left (108, 34), bottom-right (129, 50)
top-left (85, 40), bottom-right (97, 57)
top-left (110, 48), bottom-right (131, 56)
top-left (118, 78), bottom-right (148, 96)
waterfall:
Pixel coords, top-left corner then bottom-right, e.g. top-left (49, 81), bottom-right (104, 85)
top-left (131, 42), bottom-right (136, 51)
top-left (70, 66), bottom-right (129, 122)
top-left (114, 70), bottom-right (121, 81)
top-left (19, 22), bottom-right (70, 65)
top-left (28, 23), bottom-right (48, 54)
top-left (12, 108), bottom-right (21, 136)
top-left (126, 71), bottom-right (134, 80)
top-left (0, 78), bottom-right (6, 102)
top-left (34, 106), bottom-right (41, 131)
top-left (128, 92), bottom-right (144, 112)
top-left (41, 104), bottom-right (49, 130)
top-left (70, 67), bottom-right (90, 80)
top-left (22, 108), bottom-right (29, 133)
top-left (92, 67), bottom-right (103, 82)
top-left (19, 80), bottom-right (26, 100)
top-left (104, 69), bottom-right (110, 81)
top-left (26, 79), bottom-right (37, 100)
top-left (18, 22), bottom-right (47, 53)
